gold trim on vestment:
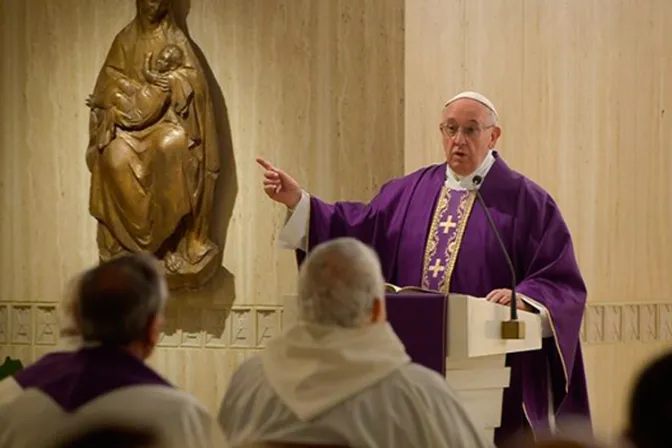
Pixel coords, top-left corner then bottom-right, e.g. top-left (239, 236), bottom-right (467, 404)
top-left (439, 192), bottom-right (476, 294)
top-left (304, 193), bottom-right (311, 252)
top-left (518, 294), bottom-right (569, 393)
top-left (519, 292), bottom-right (573, 439)
top-left (522, 403), bottom-right (534, 438)
top-left (421, 187), bottom-right (449, 289)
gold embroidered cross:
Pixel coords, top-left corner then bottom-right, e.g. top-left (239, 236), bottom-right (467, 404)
top-left (428, 259), bottom-right (445, 278)
top-left (439, 215), bottom-right (457, 234)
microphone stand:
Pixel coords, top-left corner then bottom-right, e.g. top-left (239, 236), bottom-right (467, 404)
top-left (472, 175), bottom-right (525, 340)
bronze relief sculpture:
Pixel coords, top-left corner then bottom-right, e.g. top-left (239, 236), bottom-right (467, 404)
top-left (85, 0), bottom-right (220, 290)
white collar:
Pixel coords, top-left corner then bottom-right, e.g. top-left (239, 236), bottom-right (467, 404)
top-left (445, 150), bottom-right (496, 190)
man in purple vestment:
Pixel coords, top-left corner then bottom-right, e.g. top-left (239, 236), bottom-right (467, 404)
top-left (0, 254), bottom-right (226, 448)
top-left (257, 91), bottom-right (591, 445)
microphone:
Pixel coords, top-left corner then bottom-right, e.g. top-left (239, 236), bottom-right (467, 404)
top-left (472, 175), bottom-right (525, 339)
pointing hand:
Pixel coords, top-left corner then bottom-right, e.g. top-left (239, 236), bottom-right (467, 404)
top-left (257, 157), bottom-right (302, 208)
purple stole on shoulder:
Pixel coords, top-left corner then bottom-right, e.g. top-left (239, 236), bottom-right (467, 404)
top-left (421, 187), bottom-right (476, 293)
top-left (13, 346), bottom-right (171, 412)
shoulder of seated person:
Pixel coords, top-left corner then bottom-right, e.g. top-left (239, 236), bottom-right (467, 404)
top-left (396, 363), bottom-right (458, 396)
top-left (230, 355), bottom-right (264, 380)
top-left (91, 385), bottom-right (208, 412)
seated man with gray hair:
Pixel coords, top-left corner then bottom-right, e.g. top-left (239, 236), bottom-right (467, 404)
top-left (0, 253), bottom-right (227, 448)
top-left (217, 237), bottom-right (490, 447)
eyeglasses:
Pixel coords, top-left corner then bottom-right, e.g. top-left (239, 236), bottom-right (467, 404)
top-left (439, 123), bottom-right (495, 139)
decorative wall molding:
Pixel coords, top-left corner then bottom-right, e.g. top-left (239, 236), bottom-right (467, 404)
top-left (154, 305), bottom-right (283, 350)
top-left (256, 308), bottom-right (281, 348)
top-left (203, 307), bottom-right (230, 348)
top-left (10, 305), bottom-right (33, 345)
top-left (2, 301), bottom-right (671, 351)
top-left (0, 303), bottom-right (60, 348)
top-left (581, 302), bottom-right (672, 345)
top-left (35, 306), bottom-right (58, 345)
top-left (0, 301), bottom-right (286, 351)
top-left (0, 305), bottom-right (8, 344)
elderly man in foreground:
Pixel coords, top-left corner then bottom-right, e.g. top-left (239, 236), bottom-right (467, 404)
top-left (218, 237), bottom-right (490, 447)
top-left (0, 254), bottom-right (227, 448)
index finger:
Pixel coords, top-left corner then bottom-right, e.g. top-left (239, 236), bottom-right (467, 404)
top-left (256, 157), bottom-right (275, 171)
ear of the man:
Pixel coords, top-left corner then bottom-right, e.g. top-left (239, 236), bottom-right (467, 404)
top-left (147, 314), bottom-right (164, 347)
top-left (371, 297), bottom-right (386, 323)
top-left (489, 126), bottom-right (502, 148)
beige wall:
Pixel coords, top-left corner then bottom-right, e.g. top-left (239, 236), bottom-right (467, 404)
top-left (405, 0), bottom-right (672, 438)
top-left (2, 0), bottom-right (671, 440)
top-left (0, 0), bottom-right (404, 411)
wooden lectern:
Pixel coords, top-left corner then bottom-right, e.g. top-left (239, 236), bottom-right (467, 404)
top-left (282, 291), bottom-right (542, 444)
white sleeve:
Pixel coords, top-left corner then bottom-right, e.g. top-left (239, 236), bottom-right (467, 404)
top-left (0, 377), bottom-right (22, 408)
top-left (276, 190), bottom-right (310, 251)
top-left (519, 294), bottom-right (553, 338)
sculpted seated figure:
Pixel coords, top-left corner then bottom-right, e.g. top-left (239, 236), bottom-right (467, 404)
top-left (85, 0), bottom-right (220, 288)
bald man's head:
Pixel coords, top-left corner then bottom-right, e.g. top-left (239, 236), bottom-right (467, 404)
top-left (298, 238), bottom-right (386, 328)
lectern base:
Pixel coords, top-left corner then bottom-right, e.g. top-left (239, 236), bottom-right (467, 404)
top-left (445, 354), bottom-right (510, 444)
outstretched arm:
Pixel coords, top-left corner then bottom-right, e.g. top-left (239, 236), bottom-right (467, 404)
top-left (259, 156), bottom-right (410, 275)
top-left (258, 156), bottom-right (312, 250)
top-left (259, 157), bottom-right (395, 250)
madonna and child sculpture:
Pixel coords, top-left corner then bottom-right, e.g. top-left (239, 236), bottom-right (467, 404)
top-left (85, 0), bottom-right (220, 290)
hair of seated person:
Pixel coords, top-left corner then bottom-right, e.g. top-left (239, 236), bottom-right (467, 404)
top-left (54, 424), bottom-right (160, 448)
top-left (626, 350), bottom-right (672, 448)
top-left (297, 237), bottom-right (385, 328)
top-left (75, 252), bottom-right (168, 346)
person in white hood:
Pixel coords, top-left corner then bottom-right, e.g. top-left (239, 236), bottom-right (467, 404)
top-left (217, 237), bottom-right (490, 447)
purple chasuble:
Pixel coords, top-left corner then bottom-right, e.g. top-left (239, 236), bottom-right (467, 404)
top-left (13, 345), bottom-right (171, 412)
top-left (296, 152), bottom-right (590, 444)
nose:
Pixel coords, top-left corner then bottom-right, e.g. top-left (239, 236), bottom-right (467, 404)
top-left (453, 130), bottom-right (467, 145)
